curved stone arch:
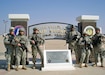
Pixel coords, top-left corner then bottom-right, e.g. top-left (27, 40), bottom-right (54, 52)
top-left (28, 22), bottom-right (73, 39)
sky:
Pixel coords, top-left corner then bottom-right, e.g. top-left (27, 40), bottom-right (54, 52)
top-left (0, 0), bottom-right (105, 34)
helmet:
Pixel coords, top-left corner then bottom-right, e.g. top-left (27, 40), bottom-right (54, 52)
top-left (33, 28), bottom-right (39, 31)
top-left (95, 27), bottom-right (100, 31)
top-left (9, 27), bottom-right (14, 32)
top-left (70, 25), bottom-right (75, 29)
top-left (83, 31), bottom-right (89, 35)
top-left (19, 28), bottom-right (25, 32)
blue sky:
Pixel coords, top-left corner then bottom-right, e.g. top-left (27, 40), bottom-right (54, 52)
top-left (0, 0), bottom-right (105, 34)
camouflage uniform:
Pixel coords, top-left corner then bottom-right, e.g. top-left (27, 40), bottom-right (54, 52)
top-left (30, 28), bottom-right (45, 69)
top-left (4, 27), bottom-right (15, 71)
top-left (14, 28), bottom-right (28, 71)
top-left (79, 33), bottom-right (93, 68)
top-left (93, 33), bottom-right (105, 67)
top-left (66, 25), bottom-right (81, 64)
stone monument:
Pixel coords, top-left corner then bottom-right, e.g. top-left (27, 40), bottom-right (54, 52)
top-left (42, 50), bottom-right (75, 71)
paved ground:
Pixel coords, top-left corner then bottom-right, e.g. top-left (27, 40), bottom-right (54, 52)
top-left (0, 35), bottom-right (105, 75)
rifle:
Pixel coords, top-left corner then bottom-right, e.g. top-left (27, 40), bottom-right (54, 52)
top-left (8, 34), bottom-right (15, 44)
top-left (31, 35), bottom-right (44, 46)
top-left (14, 37), bottom-right (28, 51)
top-left (72, 35), bottom-right (78, 40)
top-left (84, 40), bottom-right (93, 50)
top-left (20, 43), bottom-right (28, 51)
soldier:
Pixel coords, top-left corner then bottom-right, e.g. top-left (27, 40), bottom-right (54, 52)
top-left (14, 28), bottom-right (28, 71)
top-left (92, 28), bottom-right (105, 67)
top-left (66, 25), bottom-right (81, 64)
top-left (4, 27), bottom-right (15, 71)
top-left (30, 28), bottom-right (45, 69)
top-left (79, 32), bottom-right (93, 68)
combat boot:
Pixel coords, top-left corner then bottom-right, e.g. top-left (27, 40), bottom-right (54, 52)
top-left (10, 65), bottom-right (13, 69)
top-left (101, 62), bottom-right (104, 67)
top-left (85, 64), bottom-right (88, 67)
top-left (7, 64), bottom-right (10, 71)
top-left (22, 66), bottom-right (27, 70)
top-left (92, 63), bottom-right (97, 67)
top-left (32, 64), bottom-right (36, 69)
top-left (15, 66), bottom-right (19, 71)
top-left (80, 63), bottom-right (83, 68)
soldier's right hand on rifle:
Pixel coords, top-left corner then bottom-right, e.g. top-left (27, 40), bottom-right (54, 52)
top-left (31, 40), bottom-right (35, 44)
top-left (17, 43), bottom-right (21, 46)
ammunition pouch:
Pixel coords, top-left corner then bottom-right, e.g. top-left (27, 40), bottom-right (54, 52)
top-left (5, 52), bottom-right (9, 59)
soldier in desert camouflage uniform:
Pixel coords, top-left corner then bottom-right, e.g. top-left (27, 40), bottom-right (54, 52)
top-left (14, 28), bottom-right (28, 71)
top-left (92, 28), bottom-right (105, 67)
top-left (4, 27), bottom-right (15, 71)
top-left (30, 28), bottom-right (45, 69)
top-left (66, 25), bottom-right (81, 64)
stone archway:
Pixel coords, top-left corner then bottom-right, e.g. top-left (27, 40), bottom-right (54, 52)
top-left (28, 22), bottom-right (73, 39)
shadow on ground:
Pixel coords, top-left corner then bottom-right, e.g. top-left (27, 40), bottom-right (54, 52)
top-left (0, 58), bottom-right (42, 71)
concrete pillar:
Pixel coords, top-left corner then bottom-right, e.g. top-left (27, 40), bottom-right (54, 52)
top-left (8, 14), bottom-right (30, 35)
top-left (76, 15), bottom-right (99, 36)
